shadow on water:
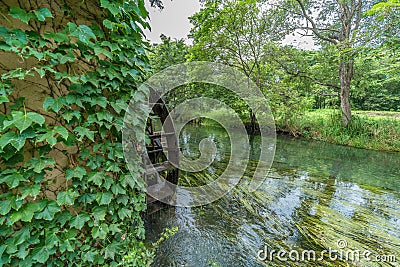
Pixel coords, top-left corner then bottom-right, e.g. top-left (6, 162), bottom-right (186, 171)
top-left (145, 125), bottom-right (400, 267)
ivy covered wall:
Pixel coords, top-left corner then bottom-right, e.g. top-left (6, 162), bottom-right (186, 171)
top-left (0, 0), bottom-right (153, 265)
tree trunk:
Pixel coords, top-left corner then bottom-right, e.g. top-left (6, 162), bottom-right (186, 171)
top-left (249, 109), bottom-right (256, 134)
top-left (339, 59), bottom-right (354, 127)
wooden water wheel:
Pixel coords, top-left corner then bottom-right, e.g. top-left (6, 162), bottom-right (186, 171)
top-left (144, 90), bottom-right (180, 214)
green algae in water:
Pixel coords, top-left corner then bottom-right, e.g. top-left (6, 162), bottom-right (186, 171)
top-left (145, 126), bottom-right (400, 267)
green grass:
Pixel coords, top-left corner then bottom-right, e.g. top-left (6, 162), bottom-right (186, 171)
top-left (278, 109), bottom-right (400, 152)
top-left (191, 107), bottom-right (400, 152)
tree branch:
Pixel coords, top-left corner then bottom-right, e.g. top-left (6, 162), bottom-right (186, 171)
top-left (275, 59), bottom-right (341, 91)
top-left (295, 0), bottom-right (339, 44)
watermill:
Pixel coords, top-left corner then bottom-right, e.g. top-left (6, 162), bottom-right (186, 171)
top-left (143, 90), bottom-right (180, 214)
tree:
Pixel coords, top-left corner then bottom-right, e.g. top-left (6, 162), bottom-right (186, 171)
top-left (189, 0), bottom-right (289, 133)
top-left (365, 0), bottom-right (400, 77)
top-left (148, 34), bottom-right (189, 74)
top-left (147, 34), bottom-right (189, 109)
top-left (277, 0), bottom-right (371, 126)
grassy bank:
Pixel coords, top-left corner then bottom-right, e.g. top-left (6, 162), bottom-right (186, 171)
top-left (277, 109), bottom-right (400, 152)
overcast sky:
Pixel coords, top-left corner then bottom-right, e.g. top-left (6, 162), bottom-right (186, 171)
top-left (143, 0), bottom-right (316, 49)
top-left (143, 0), bottom-right (201, 44)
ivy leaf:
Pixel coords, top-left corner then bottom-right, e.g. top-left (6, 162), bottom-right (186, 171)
top-left (69, 23), bottom-right (96, 44)
top-left (25, 158), bottom-right (55, 173)
top-left (32, 245), bottom-right (50, 263)
top-left (111, 184), bottom-right (126, 195)
top-left (10, 135), bottom-right (28, 151)
top-left (3, 111), bottom-right (44, 133)
top-left (53, 126), bottom-right (69, 140)
top-left (117, 208), bottom-right (132, 220)
top-left (13, 227), bottom-right (30, 246)
top-left (96, 192), bottom-right (113, 205)
top-left (33, 158), bottom-right (54, 173)
top-left (91, 223), bottom-right (109, 239)
top-left (8, 195), bottom-right (23, 210)
top-left (37, 126), bottom-right (68, 147)
top-left (109, 224), bottom-right (121, 234)
top-left (43, 97), bottom-right (65, 113)
top-left (10, 202), bottom-right (42, 223)
top-left (45, 232), bottom-right (60, 249)
top-left (36, 131), bottom-right (57, 147)
top-left (92, 206), bottom-right (107, 221)
top-left (64, 94), bottom-right (78, 105)
top-left (59, 239), bottom-right (74, 253)
top-left (0, 95), bottom-right (9, 104)
top-left (104, 242), bottom-right (119, 260)
top-left (62, 110), bottom-right (81, 123)
top-left (57, 190), bottom-right (79, 206)
top-left (0, 199), bottom-right (12, 215)
top-left (28, 112), bottom-right (45, 125)
top-left (0, 132), bottom-right (18, 149)
top-left (78, 25), bottom-right (96, 42)
top-left (2, 68), bottom-right (31, 80)
top-left (110, 99), bottom-right (128, 114)
top-left (116, 195), bottom-right (129, 206)
top-left (0, 40), bottom-right (11, 51)
top-left (44, 32), bottom-right (69, 43)
top-left (0, 27), bottom-right (30, 47)
top-left (103, 19), bottom-right (114, 29)
top-left (69, 213), bottom-right (90, 230)
top-left (34, 68), bottom-right (46, 78)
top-left (88, 172), bottom-right (104, 186)
top-left (42, 97), bottom-right (54, 111)
top-left (121, 174), bottom-right (140, 189)
top-left (94, 46), bottom-right (113, 59)
top-left (34, 8), bottom-right (53, 22)
top-left (83, 250), bottom-right (97, 262)
top-left (0, 171), bottom-right (27, 189)
top-left (91, 96), bottom-right (107, 108)
top-left (55, 210), bottom-right (71, 227)
top-left (101, 40), bottom-right (119, 52)
top-left (66, 166), bottom-right (86, 180)
top-left (78, 193), bottom-right (96, 205)
top-left (19, 184), bottom-right (41, 200)
top-left (100, 0), bottom-right (120, 15)
top-left (106, 161), bottom-right (120, 172)
top-left (34, 200), bottom-right (60, 220)
top-left (102, 175), bottom-right (113, 190)
top-left (57, 50), bottom-right (75, 64)
top-left (16, 243), bottom-right (30, 260)
top-left (10, 7), bottom-right (34, 24)
top-left (96, 111), bottom-right (113, 122)
top-left (0, 245), bottom-right (6, 259)
top-left (74, 126), bottom-right (95, 142)
top-left (27, 47), bottom-right (44, 60)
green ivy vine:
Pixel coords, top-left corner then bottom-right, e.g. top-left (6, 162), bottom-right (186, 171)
top-left (0, 0), bottom-right (154, 266)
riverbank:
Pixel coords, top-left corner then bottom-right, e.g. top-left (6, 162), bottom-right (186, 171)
top-left (276, 109), bottom-right (400, 152)
top-left (200, 108), bottom-right (400, 152)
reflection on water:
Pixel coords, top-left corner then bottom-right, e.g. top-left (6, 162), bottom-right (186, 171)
top-left (145, 125), bottom-right (400, 267)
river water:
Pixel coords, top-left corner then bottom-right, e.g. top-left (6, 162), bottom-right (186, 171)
top-left (145, 125), bottom-right (400, 267)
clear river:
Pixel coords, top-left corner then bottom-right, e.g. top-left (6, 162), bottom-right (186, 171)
top-left (145, 125), bottom-right (400, 267)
